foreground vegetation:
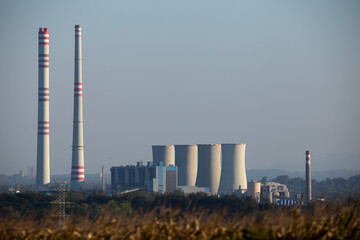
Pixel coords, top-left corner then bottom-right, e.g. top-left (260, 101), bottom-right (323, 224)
top-left (0, 192), bottom-right (359, 239)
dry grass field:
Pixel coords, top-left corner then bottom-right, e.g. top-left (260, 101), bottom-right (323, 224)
top-left (0, 198), bottom-right (359, 239)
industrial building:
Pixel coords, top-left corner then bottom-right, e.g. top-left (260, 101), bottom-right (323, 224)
top-left (175, 145), bottom-right (198, 186)
top-left (194, 144), bottom-right (222, 194)
top-left (218, 144), bottom-right (247, 195)
top-left (110, 161), bottom-right (178, 194)
top-left (261, 181), bottom-right (290, 204)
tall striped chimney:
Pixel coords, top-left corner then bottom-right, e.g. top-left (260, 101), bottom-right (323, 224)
top-left (305, 150), bottom-right (311, 204)
top-left (36, 27), bottom-right (50, 192)
top-left (71, 25), bottom-right (85, 190)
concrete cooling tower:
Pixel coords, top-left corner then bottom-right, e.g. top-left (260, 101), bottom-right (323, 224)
top-left (195, 144), bottom-right (221, 194)
top-left (218, 143), bottom-right (247, 195)
top-left (175, 145), bottom-right (198, 186)
top-left (152, 145), bottom-right (175, 166)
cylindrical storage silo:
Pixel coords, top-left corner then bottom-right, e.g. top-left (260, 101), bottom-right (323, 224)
top-left (195, 144), bottom-right (221, 194)
top-left (152, 145), bottom-right (175, 166)
top-left (247, 181), bottom-right (260, 196)
top-left (175, 145), bottom-right (198, 186)
top-left (218, 143), bottom-right (247, 195)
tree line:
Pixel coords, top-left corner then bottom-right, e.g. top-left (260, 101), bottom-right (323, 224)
top-left (0, 191), bottom-right (276, 219)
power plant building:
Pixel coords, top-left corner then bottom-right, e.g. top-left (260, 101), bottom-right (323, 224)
top-left (36, 27), bottom-right (50, 192)
top-left (152, 145), bottom-right (175, 166)
top-left (175, 145), bottom-right (198, 186)
top-left (261, 182), bottom-right (290, 204)
top-left (71, 25), bottom-right (85, 190)
top-left (195, 144), bottom-right (221, 194)
top-left (110, 161), bottom-right (178, 193)
top-left (152, 162), bottom-right (178, 193)
top-left (218, 143), bottom-right (247, 195)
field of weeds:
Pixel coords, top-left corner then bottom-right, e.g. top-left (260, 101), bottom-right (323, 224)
top-left (1, 198), bottom-right (359, 239)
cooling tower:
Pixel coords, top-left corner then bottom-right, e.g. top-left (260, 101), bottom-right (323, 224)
top-left (152, 145), bottom-right (175, 166)
top-left (218, 144), bottom-right (247, 195)
top-left (305, 150), bottom-right (311, 204)
top-left (36, 27), bottom-right (50, 191)
top-left (195, 144), bottom-right (221, 194)
top-left (175, 145), bottom-right (198, 186)
top-left (71, 25), bottom-right (85, 190)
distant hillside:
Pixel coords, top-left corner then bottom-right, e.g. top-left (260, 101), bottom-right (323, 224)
top-left (270, 174), bottom-right (360, 195)
top-left (247, 169), bottom-right (360, 181)
top-left (258, 152), bottom-right (360, 172)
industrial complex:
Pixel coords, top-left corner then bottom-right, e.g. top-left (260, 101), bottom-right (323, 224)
top-left (33, 25), bottom-right (312, 205)
top-left (110, 145), bottom-right (313, 205)
top-left (111, 144), bottom-right (245, 195)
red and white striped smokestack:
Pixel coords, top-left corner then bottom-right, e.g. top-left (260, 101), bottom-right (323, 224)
top-left (305, 150), bottom-right (311, 204)
top-left (71, 25), bottom-right (85, 190)
top-left (36, 27), bottom-right (50, 192)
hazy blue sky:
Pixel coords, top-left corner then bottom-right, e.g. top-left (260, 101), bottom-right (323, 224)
top-left (0, 1), bottom-right (359, 175)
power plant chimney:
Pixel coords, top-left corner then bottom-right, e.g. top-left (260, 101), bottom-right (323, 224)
top-left (305, 150), bottom-right (311, 204)
top-left (36, 27), bottom-right (50, 192)
top-left (71, 25), bottom-right (85, 190)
